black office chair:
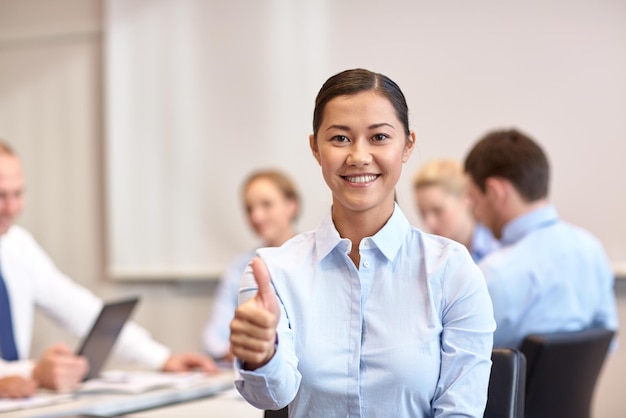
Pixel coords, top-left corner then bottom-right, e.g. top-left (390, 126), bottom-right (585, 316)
top-left (264, 407), bottom-right (288, 418)
top-left (519, 327), bottom-right (615, 418)
top-left (484, 348), bottom-right (527, 418)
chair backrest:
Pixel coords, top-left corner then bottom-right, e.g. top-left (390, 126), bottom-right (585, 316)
top-left (485, 348), bottom-right (527, 418)
top-left (520, 327), bottom-right (615, 418)
top-left (264, 407), bottom-right (288, 418)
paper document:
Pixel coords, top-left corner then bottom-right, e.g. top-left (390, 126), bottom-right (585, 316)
top-left (0, 391), bottom-right (74, 413)
top-left (77, 370), bottom-right (208, 394)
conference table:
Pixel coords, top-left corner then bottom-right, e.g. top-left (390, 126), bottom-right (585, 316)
top-left (128, 389), bottom-right (263, 418)
top-left (0, 369), bottom-right (263, 418)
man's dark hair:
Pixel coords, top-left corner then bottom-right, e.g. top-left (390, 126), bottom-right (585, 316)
top-left (464, 128), bottom-right (550, 202)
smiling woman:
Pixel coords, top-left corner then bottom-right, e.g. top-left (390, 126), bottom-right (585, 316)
top-left (309, 90), bottom-right (415, 266)
top-left (229, 68), bottom-right (496, 417)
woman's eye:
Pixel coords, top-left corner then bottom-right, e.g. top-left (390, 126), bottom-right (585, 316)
top-left (331, 135), bottom-right (349, 143)
top-left (372, 133), bottom-right (389, 142)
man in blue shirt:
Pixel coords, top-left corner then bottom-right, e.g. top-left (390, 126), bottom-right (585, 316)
top-left (464, 128), bottom-right (618, 348)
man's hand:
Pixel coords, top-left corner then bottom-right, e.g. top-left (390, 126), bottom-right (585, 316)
top-left (0, 376), bottom-right (38, 398)
top-left (229, 257), bottom-right (280, 370)
top-left (32, 343), bottom-right (88, 391)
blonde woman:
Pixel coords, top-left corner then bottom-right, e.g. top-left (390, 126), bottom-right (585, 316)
top-left (413, 159), bottom-right (499, 262)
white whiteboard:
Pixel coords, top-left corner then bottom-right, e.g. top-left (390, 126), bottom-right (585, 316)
top-left (105, 0), bottom-right (626, 280)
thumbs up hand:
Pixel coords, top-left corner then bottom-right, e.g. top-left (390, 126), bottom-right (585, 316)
top-left (230, 257), bottom-right (280, 370)
top-left (250, 257), bottom-right (280, 316)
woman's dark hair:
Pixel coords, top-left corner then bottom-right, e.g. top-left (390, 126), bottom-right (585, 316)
top-left (312, 68), bottom-right (410, 140)
top-left (464, 128), bottom-right (550, 202)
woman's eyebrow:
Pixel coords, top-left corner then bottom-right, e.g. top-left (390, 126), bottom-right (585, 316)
top-left (325, 122), bottom-right (395, 132)
top-left (368, 122), bottom-right (395, 130)
top-left (325, 124), bottom-right (350, 132)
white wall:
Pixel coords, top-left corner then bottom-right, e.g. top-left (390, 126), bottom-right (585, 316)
top-left (0, 0), bottom-right (212, 356)
top-left (105, 0), bottom-right (626, 280)
top-left (0, 1), bottom-right (625, 416)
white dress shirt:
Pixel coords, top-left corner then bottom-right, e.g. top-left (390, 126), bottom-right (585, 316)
top-left (0, 225), bottom-right (170, 378)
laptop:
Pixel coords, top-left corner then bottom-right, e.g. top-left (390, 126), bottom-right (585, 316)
top-left (76, 296), bottom-right (140, 381)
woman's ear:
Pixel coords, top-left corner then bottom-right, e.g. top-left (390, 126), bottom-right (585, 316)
top-left (402, 131), bottom-right (416, 163)
top-left (287, 198), bottom-right (299, 223)
top-left (461, 191), bottom-right (473, 211)
top-left (309, 134), bottom-right (321, 165)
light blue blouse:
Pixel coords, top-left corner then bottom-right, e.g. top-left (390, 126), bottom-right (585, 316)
top-left (470, 223), bottom-right (500, 263)
top-left (479, 205), bottom-right (618, 349)
top-left (235, 204), bottom-right (495, 417)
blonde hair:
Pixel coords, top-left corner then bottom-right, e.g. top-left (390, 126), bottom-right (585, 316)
top-left (413, 159), bottom-right (466, 196)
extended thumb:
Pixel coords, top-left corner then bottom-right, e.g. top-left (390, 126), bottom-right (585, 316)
top-left (251, 257), bottom-right (276, 310)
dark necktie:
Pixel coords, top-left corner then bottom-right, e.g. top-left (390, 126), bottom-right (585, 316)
top-left (0, 262), bottom-right (18, 361)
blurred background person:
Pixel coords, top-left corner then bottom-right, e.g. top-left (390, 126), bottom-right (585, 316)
top-left (0, 141), bottom-right (217, 395)
top-left (202, 169), bottom-right (300, 362)
top-left (413, 158), bottom-right (499, 262)
top-left (464, 128), bottom-right (618, 348)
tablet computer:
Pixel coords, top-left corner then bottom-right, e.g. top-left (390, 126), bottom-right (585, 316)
top-left (76, 296), bottom-right (139, 381)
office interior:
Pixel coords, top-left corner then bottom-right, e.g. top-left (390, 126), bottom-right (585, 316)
top-left (0, 1), bottom-right (624, 416)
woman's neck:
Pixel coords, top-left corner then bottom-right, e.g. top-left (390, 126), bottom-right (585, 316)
top-left (265, 226), bottom-right (295, 248)
top-left (457, 218), bottom-right (475, 250)
top-left (332, 202), bottom-right (395, 267)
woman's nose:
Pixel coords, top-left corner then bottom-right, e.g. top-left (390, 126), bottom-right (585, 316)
top-left (346, 140), bottom-right (372, 167)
